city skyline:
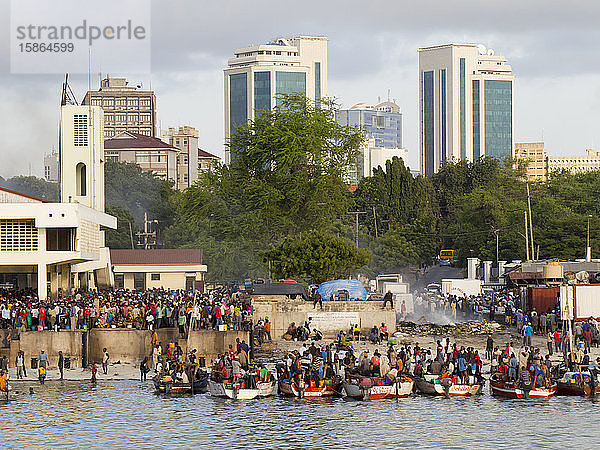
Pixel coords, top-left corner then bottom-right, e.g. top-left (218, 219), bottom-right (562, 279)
top-left (0, 1), bottom-right (599, 178)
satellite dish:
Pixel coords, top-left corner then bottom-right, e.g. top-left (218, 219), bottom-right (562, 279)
top-left (477, 44), bottom-right (487, 55)
top-left (488, 49), bottom-right (495, 56)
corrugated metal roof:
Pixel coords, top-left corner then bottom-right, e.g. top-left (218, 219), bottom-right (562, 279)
top-left (110, 248), bottom-right (203, 265)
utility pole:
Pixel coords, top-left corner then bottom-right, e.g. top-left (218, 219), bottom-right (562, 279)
top-left (136, 212), bottom-right (158, 249)
top-left (527, 183), bottom-right (534, 260)
top-left (587, 214), bottom-right (592, 262)
top-left (372, 206), bottom-right (379, 239)
top-left (347, 211), bottom-right (366, 248)
top-left (524, 210), bottom-right (530, 261)
top-left (492, 228), bottom-right (499, 264)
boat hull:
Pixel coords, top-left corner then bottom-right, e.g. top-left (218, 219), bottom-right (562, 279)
top-left (256, 380), bottom-right (276, 397)
top-left (343, 378), bottom-right (413, 400)
top-left (153, 377), bottom-right (208, 395)
top-left (490, 376), bottom-right (556, 399)
top-left (278, 378), bottom-right (341, 398)
top-left (208, 380), bottom-right (260, 400)
top-left (415, 377), bottom-right (482, 396)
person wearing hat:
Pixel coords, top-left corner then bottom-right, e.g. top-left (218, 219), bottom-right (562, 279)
top-left (358, 350), bottom-right (370, 376)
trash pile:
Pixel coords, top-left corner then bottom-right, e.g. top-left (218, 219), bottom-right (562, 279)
top-left (395, 319), bottom-right (504, 336)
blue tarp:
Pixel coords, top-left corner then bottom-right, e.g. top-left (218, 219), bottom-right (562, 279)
top-left (317, 279), bottom-right (367, 301)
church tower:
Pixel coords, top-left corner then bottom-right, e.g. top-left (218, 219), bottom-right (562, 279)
top-left (59, 105), bottom-right (105, 212)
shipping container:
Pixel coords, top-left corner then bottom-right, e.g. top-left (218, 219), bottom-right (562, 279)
top-left (526, 286), bottom-right (560, 314)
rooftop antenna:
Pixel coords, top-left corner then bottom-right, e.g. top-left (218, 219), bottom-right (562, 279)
top-left (387, 89), bottom-right (391, 102)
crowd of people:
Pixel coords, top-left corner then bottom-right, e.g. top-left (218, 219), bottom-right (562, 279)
top-left (0, 287), bottom-right (254, 334)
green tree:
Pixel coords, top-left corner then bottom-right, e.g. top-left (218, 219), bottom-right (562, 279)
top-left (264, 230), bottom-right (370, 284)
top-left (0, 175), bottom-right (58, 201)
top-left (105, 205), bottom-right (139, 249)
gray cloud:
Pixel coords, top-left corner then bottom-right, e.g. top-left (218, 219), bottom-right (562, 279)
top-left (0, 0), bottom-right (599, 177)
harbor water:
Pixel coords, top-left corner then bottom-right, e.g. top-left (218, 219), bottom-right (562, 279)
top-left (1, 381), bottom-right (600, 448)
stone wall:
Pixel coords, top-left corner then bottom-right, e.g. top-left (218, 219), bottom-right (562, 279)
top-left (13, 328), bottom-right (249, 368)
top-left (252, 296), bottom-right (396, 338)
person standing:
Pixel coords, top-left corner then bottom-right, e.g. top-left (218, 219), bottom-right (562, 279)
top-left (102, 348), bottom-right (109, 375)
top-left (486, 335), bottom-right (494, 360)
top-left (382, 291), bottom-right (393, 309)
top-left (58, 351), bottom-right (64, 380)
top-left (140, 357), bottom-right (149, 382)
top-left (547, 331), bottom-right (554, 356)
top-left (38, 350), bottom-right (49, 369)
top-left (16, 351), bottom-right (25, 379)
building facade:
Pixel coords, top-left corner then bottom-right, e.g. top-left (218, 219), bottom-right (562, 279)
top-left (161, 126), bottom-right (200, 190)
top-left (83, 76), bottom-right (157, 138)
top-left (110, 248), bottom-right (207, 292)
top-left (43, 150), bottom-right (59, 183)
top-left (514, 142), bottom-right (548, 181)
top-left (419, 44), bottom-right (515, 176)
top-left (336, 100), bottom-right (407, 183)
top-left (104, 132), bottom-right (179, 183)
top-left (198, 148), bottom-right (221, 175)
top-left (548, 149), bottom-right (600, 174)
top-left (224, 36), bottom-right (327, 163)
top-left (0, 105), bottom-right (116, 300)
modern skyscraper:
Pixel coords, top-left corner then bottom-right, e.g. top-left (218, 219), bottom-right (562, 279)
top-left (419, 44), bottom-right (515, 176)
top-left (336, 100), bottom-right (407, 183)
top-left (83, 75), bottom-right (157, 138)
top-left (224, 36), bottom-right (327, 163)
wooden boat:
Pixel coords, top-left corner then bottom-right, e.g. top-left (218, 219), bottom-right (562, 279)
top-left (208, 379), bottom-right (260, 400)
top-left (153, 372), bottom-right (208, 395)
top-left (490, 374), bottom-right (557, 399)
top-left (415, 374), bottom-right (483, 396)
top-left (556, 372), bottom-right (600, 396)
top-left (256, 380), bottom-right (276, 397)
top-left (342, 376), bottom-right (413, 400)
top-left (278, 377), bottom-right (342, 398)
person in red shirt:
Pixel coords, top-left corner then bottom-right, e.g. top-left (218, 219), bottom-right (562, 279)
top-left (553, 330), bottom-right (561, 353)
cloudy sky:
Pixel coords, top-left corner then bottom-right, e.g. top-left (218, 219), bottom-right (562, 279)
top-left (0, 0), bottom-right (599, 178)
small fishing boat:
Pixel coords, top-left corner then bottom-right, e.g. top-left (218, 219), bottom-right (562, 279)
top-left (153, 372), bottom-right (209, 395)
top-left (556, 372), bottom-right (600, 396)
top-left (342, 376), bottom-right (414, 400)
top-left (256, 380), bottom-right (276, 397)
top-left (415, 374), bottom-right (483, 397)
top-left (278, 377), bottom-right (342, 398)
top-left (208, 379), bottom-right (260, 400)
top-left (489, 374), bottom-right (557, 399)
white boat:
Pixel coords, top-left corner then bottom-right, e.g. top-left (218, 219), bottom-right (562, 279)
top-left (343, 377), bottom-right (414, 400)
top-left (208, 379), bottom-right (260, 400)
top-left (256, 380), bottom-right (276, 397)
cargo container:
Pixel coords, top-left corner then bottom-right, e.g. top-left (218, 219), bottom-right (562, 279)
top-left (526, 286), bottom-right (560, 314)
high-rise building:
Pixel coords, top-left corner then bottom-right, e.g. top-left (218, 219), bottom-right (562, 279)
top-left (224, 36), bottom-right (327, 163)
top-left (83, 75), bottom-right (157, 138)
top-left (161, 126), bottom-right (200, 190)
top-left (514, 142), bottom-right (548, 181)
top-left (419, 44), bottom-right (515, 176)
top-left (336, 100), bottom-right (408, 184)
top-left (43, 149), bottom-right (59, 183)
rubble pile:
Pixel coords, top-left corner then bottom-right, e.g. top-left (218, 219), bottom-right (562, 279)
top-left (395, 319), bottom-right (504, 337)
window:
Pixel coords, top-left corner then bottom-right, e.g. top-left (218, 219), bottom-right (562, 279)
top-left (0, 219), bottom-right (38, 251)
top-left (229, 72), bottom-right (248, 158)
top-left (76, 163), bottom-right (87, 196)
top-left (314, 62), bottom-right (321, 108)
top-left (459, 58), bottom-right (466, 160)
top-left (114, 274), bottom-right (124, 289)
top-left (133, 273), bottom-right (145, 290)
top-left (254, 71), bottom-right (271, 114)
top-left (73, 114), bottom-right (88, 146)
top-left (440, 69), bottom-right (446, 163)
top-left (372, 115), bottom-right (385, 128)
top-left (151, 273), bottom-right (160, 281)
top-left (484, 80), bottom-right (512, 159)
top-left (275, 72), bottom-right (306, 107)
top-left (423, 71), bottom-right (434, 176)
top-left (472, 80), bottom-right (480, 160)
top-left (46, 228), bottom-right (74, 251)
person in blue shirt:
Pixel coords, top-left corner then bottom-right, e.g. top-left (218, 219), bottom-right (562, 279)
top-left (457, 353), bottom-right (467, 383)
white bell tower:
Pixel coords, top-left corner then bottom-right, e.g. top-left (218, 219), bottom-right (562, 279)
top-left (59, 105), bottom-right (105, 212)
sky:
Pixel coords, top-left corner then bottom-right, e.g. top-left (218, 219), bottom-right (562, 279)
top-left (0, 0), bottom-right (599, 178)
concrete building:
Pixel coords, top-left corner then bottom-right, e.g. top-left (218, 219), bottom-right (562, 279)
top-left (548, 149), bottom-right (600, 174)
top-left (43, 150), bottom-right (59, 183)
top-left (514, 142), bottom-right (548, 181)
top-left (110, 248), bottom-right (207, 292)
top-left (198, 148), bottom-right (221, 175)
top-left (0, 105), bottom-right (116, 299)
top-left (224, 36), bottom-right (327, 163)
top-left (161, 126), bottom-right (200, 190)
top-left (83, 75), bottom-right (157, 138)
top-left (104, 132), bottom-right (179, 183)
top-left (336, 100), bottom-right (407, 184)
top-left (419, 44), bottom-right (515, 176)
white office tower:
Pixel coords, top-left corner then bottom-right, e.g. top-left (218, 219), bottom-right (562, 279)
top-left (224, 36), bottom-right (327, 163)
top-left (419, 44), bottom-right (515, 176)
top-left (60, 105), bottom-right (105, 212)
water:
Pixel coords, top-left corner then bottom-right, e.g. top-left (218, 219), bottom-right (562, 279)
top-left (1, 381), bottom-right (599, 449)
